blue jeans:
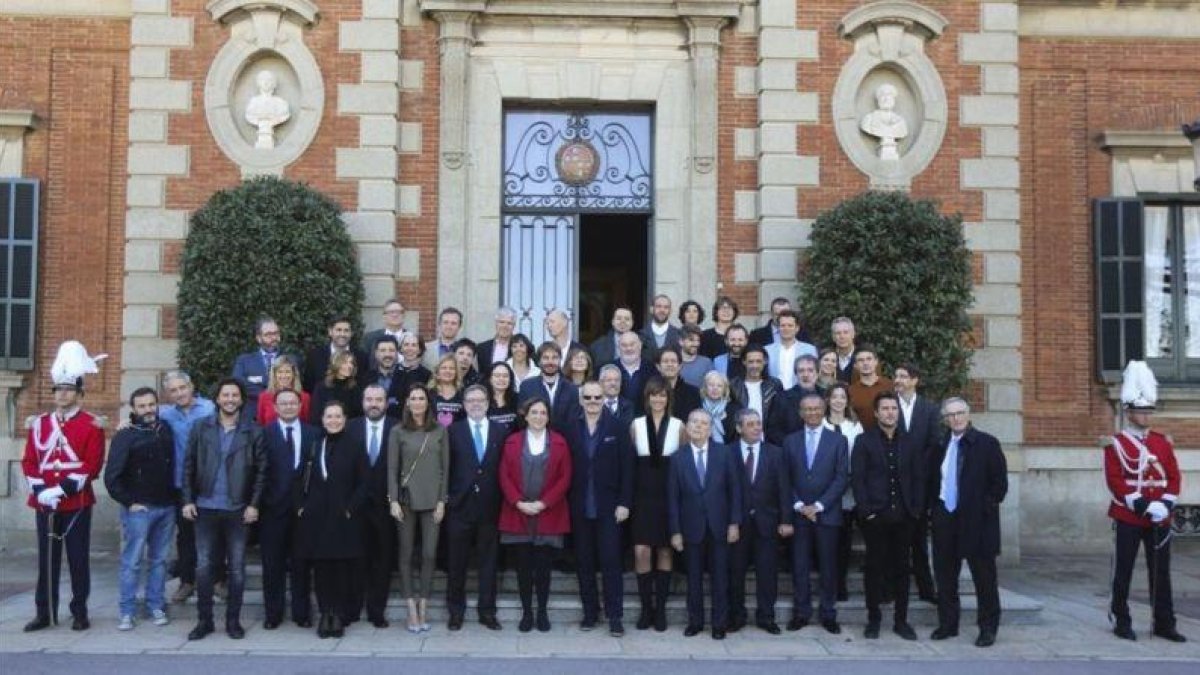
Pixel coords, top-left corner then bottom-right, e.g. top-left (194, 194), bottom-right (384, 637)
top-left (195, 508), bottom-right (247, 623)
top-left (119, 505), bottom-right (176, 616)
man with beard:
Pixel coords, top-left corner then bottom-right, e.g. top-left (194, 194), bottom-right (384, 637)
top-left (713, 324), bottom-right (749, 381)
top-left (590, 306), bottom-right (639, 366)
top-left (364, 336), bottom-right (405, 418)
top-left (641, 294), bottom-right (681, 351)
top-left (518, 342), bottom-right (580, 431)
top-left (344, 384), bottom-right (398, 627)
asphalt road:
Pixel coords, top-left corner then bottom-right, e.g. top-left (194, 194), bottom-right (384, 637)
top-left (5, 654), bottom-right (1199, 675)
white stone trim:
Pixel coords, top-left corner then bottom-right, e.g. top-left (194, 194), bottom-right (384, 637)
top-left (1101, 130), bottom-right (1197, 197)
top-left (0, 0), bottom-right (131, 18)
top-left (1020, 3), bottom-right (1200, 40)
top-left (0, 110), bottom-right (39, 178)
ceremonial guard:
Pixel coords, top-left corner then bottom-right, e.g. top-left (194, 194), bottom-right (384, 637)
top-left (22, 341), bottom-right (107, 632)
top-left (1104, 361), bottom-right (1186, 643)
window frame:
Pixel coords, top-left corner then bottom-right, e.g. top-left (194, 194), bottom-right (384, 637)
top-left (0, 178), bottom-right (40, 371)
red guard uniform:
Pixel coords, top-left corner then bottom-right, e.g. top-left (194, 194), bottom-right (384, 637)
top-left (1104, 429), bottom-right (1183, 638)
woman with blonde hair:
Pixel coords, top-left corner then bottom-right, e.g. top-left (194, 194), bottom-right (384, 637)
top-left (428, 353), bottom-right (465, 427)
top-left (310, 351), bottom-right (362, 425)
top-left (700, 370), bottom-right (743, 445)
top-left (256, 355), bottom-right (310, 425)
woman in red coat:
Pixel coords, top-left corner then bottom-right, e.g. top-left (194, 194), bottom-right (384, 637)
top-left (499, 397), bottom-right (572, 633)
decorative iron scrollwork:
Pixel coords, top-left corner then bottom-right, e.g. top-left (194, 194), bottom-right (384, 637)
top-left (502, 111), bottom-right (652, 213)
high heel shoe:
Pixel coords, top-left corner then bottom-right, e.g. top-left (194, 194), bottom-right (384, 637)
top-left (418, 598), bottom-right (431, 632)
top-left (406, 598), bottom-right (421, 634)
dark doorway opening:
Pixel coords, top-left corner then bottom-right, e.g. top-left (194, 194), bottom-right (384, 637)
top-left (577, 214), bottom-right (650, 345)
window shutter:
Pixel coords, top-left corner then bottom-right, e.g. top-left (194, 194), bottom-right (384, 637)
top-left (0, 179), bottom-right (39, 371)
top-left (1094, 197), bottom-right (1143, 381)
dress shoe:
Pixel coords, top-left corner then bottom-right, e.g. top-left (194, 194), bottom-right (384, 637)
top-left (187, 621), bottom-right (214, 641)
top-left (1113, 624), bottom-right (1136, 641)
top-left (863, 622), bottom-right (880, 639)
top-left (536, 610), bottom-right (551, 633)
top-left (480, 616), bottom-right (502, 631)
top-left (683, 624), bottom-right (703, 637)
top-left (757, 621), bottom-right (782, 635)
top-left (727, 617), bottom-right (745, 633)
top-left (172, 582), bottom-right (195, 604)
top-left (711, 628), bottom-right (726, 640)
top-left (786, 617), bottom-right (808, 632)
top-left (1153, 627), bottom-right (1187, 643)
top-left (71, 616), bottom-right (90, 631)
top-left (263, 618), bottom-right (281, 630)
top-left (822, 619), bottom-right (841, 635)
top-left (295, 618), bottom-right (313, 628)
top-left (518, 612), bottom-right (534, 633)
top-left (930, 626), bottom-right (958, 640)
top-left (609, 622), bottom-right (625, 637)
top-left (329, 616), bottom-right (345, 639)
top-left (893, 622), bottom-right (917, 641)
top-left (23, 616), bottom-right (50, 632)
top-left (226, 621), bottom-right (245, 639)
top-left (580, 617), bottom-right (597, 631)
top-left (448, 615), bottom-right (463, 631)
top-left (975, 630), bottom-right (996, 648)
top-left (370, 617), bottom-right (390, 629)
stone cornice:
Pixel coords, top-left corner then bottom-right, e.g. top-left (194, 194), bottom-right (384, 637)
top-left (0, 110), bottom-right (39, 131)
top-left (206, 0), bottom-right (319, 26)
top-left (1100, 130), bottom-right (1192, 152)
top-left (420, 0), bottom-right (743, 20)
top-left (839, 1), bottom-right (949, 42)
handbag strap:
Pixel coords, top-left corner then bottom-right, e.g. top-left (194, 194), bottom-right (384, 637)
top-left (400, 432), bottom-right (431, 489)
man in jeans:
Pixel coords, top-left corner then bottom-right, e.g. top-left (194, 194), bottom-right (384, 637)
top-left (104, 387), bottom-right (178, 630)
top-left (182, 378), bottom-right (266, 640)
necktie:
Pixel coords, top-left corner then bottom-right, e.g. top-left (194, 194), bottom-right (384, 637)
top-left (286, 425), bottom-right (296, 468)
top-left (368, 424), bottom-right (380, 466)
top-left (806, 429), bottom-right (818, 469)
top-left (264, 351), bottom-right (274, 372)
top-left (473, 421), bottom-right (485, 463)
top-left (608, 399), bottom-right (618, 414)
top-left (944, 436), bottom-right (959, 512)
top-left (744, 445), bottom-right (755, 483)
top-left (696, 449), bottom-right (707, 487)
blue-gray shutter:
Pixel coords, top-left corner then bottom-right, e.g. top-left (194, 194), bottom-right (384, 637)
top-left (0, 179), bottom-right (39, 370)
top-left (1093, 197), bottom-right (1143, 381)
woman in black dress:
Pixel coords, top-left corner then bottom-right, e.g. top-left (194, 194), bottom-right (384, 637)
top-left (310, 351), bottom-right (363, 425)
top-left (629, 377), bottom-right (686, 631)
top-left (396, 333), bottom-right (432, 397)
top-left (294, 399), bottom-right (369, 638)
top-left (485, 361), bottom-right (519, 433)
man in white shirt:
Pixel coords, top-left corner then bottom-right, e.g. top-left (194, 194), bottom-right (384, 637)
top-left (730, 346), bottom-right (783, 436)
top-left (362, 298), bottom-right (409, 370)
top-left (766, 311), bottom-right (817, 390)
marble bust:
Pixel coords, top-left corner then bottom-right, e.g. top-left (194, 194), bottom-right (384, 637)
top-left (244, 69), bottom-right (291, 149)
top-left (860, 83), bottom-right (909, 161)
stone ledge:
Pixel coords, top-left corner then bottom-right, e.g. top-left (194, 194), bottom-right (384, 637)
top-left (1105, 383), bottom-right (1200, 421)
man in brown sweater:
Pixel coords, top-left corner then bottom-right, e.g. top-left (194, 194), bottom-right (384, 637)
top-left (849, 345), bottom-right (892, 429)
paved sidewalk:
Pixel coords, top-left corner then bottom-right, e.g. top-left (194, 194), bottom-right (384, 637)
top-left (0, 542), bottom-right (1197, 661)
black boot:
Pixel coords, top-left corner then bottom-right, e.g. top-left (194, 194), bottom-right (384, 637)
top-left (317, 613), bottom-right (330, 638)
top-left (330, 614), bottom-right (344, 638)
top-left (653, 570), bottom-right (670, 632)
top-left (636, 573), bottom-right (654, 630)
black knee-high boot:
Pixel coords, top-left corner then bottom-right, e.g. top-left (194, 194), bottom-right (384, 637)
top-left (516, 546), bottom-right (534, 632)
top-left (653, 570), bottom-right (671, 632)
top-left (636, 573), bottom-right (654, 630)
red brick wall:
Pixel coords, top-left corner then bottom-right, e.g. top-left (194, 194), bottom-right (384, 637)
top-left (1021, 37), bottom-right (1200, 447)
top-left (0, 17), bottom-right (130, 426)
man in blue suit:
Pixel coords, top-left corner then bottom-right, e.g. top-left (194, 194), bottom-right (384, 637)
top-left (258, 388), bottom-right (317, 629)
top-left (668, 409), bottom-right (742, 640)
top-left (728, 408), bottom-right (792, 635)
top-left (568, 381), bottom-right (636, 636)
top-left (231, 316), bottom-right (287, 422)
top-left (764, 311), bottom-right (818, 392)
top-left (784, 393), bottom-right (849, 634)
top-left (518, 342), bottom-right (579, 431)
top-left (344, 384), bottom-right (397, 627)
top-left (444, 385), bottom-right (506, 631)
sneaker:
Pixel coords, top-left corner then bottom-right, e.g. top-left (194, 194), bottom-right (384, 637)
top-left (118, 615), bottom-right (135, 631)
top-left (151, 610), bottom-right (170, 626)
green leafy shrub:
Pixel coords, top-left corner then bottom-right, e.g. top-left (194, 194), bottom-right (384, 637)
top-left (177, 177), bottom-right (364, 393)
top-left (801, 190), bottom-right (974, 401)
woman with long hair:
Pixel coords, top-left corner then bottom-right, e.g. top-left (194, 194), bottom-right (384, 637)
top-left (294, 400), bottom-right (368, 639)
top-left (428, 353), bottom-right (465, 427)
top-left (629, 377), bottom-right (686, 632)
top-left (564, 347), bottom-right (594, 387)
top-left (386, 383), bottom-right (449, 633)
top-left (825, 382), bottom-right (864, 601)
top-left (485, 361), bottom-right (520, 432)
top-left (256, 355), bottom-right (310, 425)
top-left (310, 351), bottom-right (362, 425)
top-left (498, 397), bottom-right (573, 633)
top-left (817, 347), bottom-right (841, 391)
top-left (396, 333), bottom-right (432, 398)
top-left (506, 333), bottom-right (541, 385)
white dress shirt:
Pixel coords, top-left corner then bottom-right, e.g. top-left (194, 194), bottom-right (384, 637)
top-left (279, 419), bottom-right (302, 468)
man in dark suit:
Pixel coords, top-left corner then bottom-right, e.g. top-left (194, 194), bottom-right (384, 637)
top-left (518, 341), bottom-right (579, 431)
top-left (361, 298), bottom-right (409, 371)
top-left (363, 336), bottom-right (405, 418)
top-left (588, 306), bottom-right (637, 367)
top-left (749, 297), bottom-right (790, 347)
top-left (303, 315), bottom-right (368, 394)
top-left (784, 393), bottom-right (849, 635)
top-left (343, 384), bottom-right (396, 627)
top-left (727, 408), bottom-right (791, 634)
top-left (929, 397), bottom-right (1008, 648)
top-left (851, 391), bottom-right (925, 641)
top-left (668, 409), bottom-right (743, 640)
top-left (259, 388), bottom-right (317, 629)
top-left (445, 384), bottom-right (506, 631)
top-left (894, 363), bottom-right (942, 603)
top-left (545, 308), bottom-right (588, 369)
top-left (231, 316), bottom-right (289, 422)
top-left (568, 381), bottom-right (636, 636)
top-left (615, 331), bottom-right (652, 409)
top-left (475, 307), bottom-right (517, 369)
top-left (654, 346), bottom-right (702, 420)
top-left (712, 324), bottom-right (749, 381)
top-left (768, 354), bottom-right (825, 444)
top-left (641, 294), bottom-right (682, 351)
top-left (831, 317), bottom-right (857, 384)
top-left (597, 364), bottom-right (635, 429)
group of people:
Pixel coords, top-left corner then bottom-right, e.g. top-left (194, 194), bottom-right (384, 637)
top-left (19, 295), bottom-right (1186, 648)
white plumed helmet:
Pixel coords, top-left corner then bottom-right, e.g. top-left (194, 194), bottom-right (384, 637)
top-left (49, 340), bottom-right (107, 392)
top-left (1119, 360), bottom-right (1157, 411)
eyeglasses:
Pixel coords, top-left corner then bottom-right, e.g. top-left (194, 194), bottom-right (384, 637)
top-left (581, 395), bottom-right (603, 401)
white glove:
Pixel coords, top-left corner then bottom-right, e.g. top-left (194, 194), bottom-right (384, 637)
top-left (37, 486), bottom-right (65, 509)
top-left (1146, 501), bottom-right (1169, 523)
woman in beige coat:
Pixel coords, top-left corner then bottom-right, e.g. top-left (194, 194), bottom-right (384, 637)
top-left (387, 383), bottom-right (449, 633)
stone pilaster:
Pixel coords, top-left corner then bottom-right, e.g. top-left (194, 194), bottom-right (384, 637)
top-left (121, 0), bottom-right (193, 400)
top-left (683, 16), bottom-right (726, 310)
top-left (337, 0), bottom-right (403, 316)
top-left (754, 0), bottom-right (820, 322)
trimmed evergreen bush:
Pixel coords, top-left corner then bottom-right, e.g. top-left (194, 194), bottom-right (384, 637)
top-left (801, 190), bottom-right (974, 401)
top-left (177, 176), bottom-right (365, 393)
